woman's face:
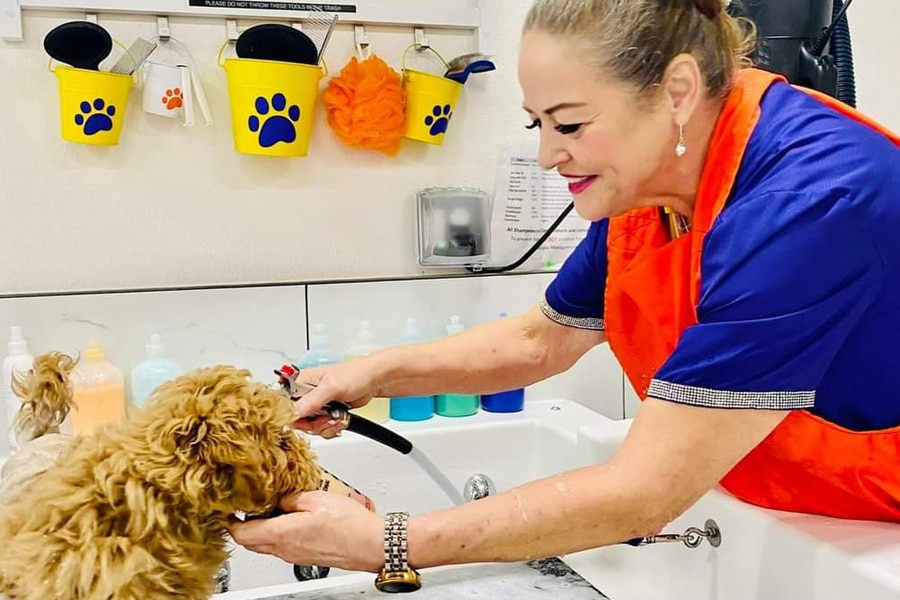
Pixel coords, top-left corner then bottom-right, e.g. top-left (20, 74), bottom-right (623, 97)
top-left (518, 30), bottom-right (678, 221)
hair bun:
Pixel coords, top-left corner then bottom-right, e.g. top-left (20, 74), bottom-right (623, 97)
top-left (694, 0), bottom-right (724, 19)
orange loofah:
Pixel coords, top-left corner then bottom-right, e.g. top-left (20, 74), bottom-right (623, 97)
top-left (322, 54), bottom-right (406, 156)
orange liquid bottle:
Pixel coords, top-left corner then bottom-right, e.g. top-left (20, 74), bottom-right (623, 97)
top-left (70, 338), bottom-right (126, 435)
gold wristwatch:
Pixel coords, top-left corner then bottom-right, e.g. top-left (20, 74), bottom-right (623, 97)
top-left (374, 512), bottom-right (422, 593)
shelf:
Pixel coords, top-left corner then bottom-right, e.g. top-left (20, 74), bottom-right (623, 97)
top-left (0, 0), bottom-right (492, 52)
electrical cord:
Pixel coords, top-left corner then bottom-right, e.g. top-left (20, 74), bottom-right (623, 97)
top-left (466, 201), bottom-right (575, 274)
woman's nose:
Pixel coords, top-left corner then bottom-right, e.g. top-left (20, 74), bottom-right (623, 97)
top-left (537, 132), bottom-right (570, 170)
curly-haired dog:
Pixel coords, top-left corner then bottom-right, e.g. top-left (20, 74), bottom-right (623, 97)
top-left (0, 363), bottom-right (322, 600)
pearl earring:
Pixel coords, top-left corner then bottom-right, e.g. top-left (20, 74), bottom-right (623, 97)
top-left (675, 123), bottom-right (687, 157)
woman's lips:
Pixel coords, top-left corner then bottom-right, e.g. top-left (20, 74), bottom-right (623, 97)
top-left (565, 175), bottom-right (598, 195)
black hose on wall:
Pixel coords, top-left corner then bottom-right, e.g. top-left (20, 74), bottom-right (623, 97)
top-left (830, 0), bottom-right (857, 107)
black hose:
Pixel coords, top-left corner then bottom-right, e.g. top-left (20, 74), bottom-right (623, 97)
top-left (344, 413), bottom-right (414, 454)
top-left (830, 0), bottom-right (856, 107)
top-left (466, 201), bottom-right (576, 274)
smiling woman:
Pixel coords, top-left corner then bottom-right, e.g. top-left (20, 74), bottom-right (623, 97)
top-left (517, 0), bottom-right (754, 221)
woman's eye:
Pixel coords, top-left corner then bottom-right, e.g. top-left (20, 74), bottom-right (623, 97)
top-left (554, 123), bottom-right (582, 135)
top-left (525, 119), bottom-right (541, 130)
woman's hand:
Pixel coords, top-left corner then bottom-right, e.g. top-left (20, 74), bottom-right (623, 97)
top-left (229, 491), bottom-right (385, 573)
top-left (291, 358), bottom-right (381, 437)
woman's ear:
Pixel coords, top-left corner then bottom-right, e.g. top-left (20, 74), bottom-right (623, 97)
top-left (661, 53), bottom-right (705, 125)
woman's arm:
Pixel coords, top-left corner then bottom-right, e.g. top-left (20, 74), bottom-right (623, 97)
top-left (230, 397), bottom-right (787, 572)
top-left (371, 303), bottom-right (605, 397)
top-left (293, 304), bottom-right (605, 418)
top-left (405, 397), bottom-right (787, 567)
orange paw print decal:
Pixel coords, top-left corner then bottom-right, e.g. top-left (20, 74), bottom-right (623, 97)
top-left (161, 88), bottom-right (184, 111)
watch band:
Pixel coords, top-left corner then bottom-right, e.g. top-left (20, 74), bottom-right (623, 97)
top-left (375, 511), bottom-right (422, 593)
top-left (384, 511), bottom-right (410, 571)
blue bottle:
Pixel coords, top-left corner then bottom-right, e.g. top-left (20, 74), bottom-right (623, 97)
top-left (297, 323), bottom-right (341, 369)
top-left (130, 333), bottom-right (184, 412)
top-left (390, 318), bottom-right (434, 422)
top-left (481, 388), bottom-right (525, 413)
top-left (480, 313), bottom-right (526, 413)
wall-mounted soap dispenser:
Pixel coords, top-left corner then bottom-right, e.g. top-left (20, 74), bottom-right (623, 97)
top-left (416, 187), bottom-right (491, 268)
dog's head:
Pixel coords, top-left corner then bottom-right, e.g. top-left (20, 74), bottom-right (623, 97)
top-left (133, 365), bottom-right (321, 518)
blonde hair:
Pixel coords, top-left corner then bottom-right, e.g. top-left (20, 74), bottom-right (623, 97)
top-left (523, 0), bottom-right (756, 100)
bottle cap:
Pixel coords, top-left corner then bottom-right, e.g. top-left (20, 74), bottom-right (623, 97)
top-left (310, 323), bottom-right (330, 349)
top-left (84, 337), bottom-right (105, 360)
top-left (146, 333), bottom-right (166, 359)
top-left (7, 326), bottom-right (29, 355)
top-left (446, 315), bottom-right (465, 336)
top-left (402, 318), bottom-right (420, 343)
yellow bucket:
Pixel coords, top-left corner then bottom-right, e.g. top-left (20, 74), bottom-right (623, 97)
top-left (55, 66), bottom-right (132, 146)
top-left (222, 57), bottom-right (325, 158)
top-left (401, 45), bottom-right (463, 146)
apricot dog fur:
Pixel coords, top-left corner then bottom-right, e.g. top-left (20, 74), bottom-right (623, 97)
top-left (0, 362), bottom-right (321, 600)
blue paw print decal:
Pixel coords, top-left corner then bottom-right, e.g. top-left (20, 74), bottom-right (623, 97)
top-left (248, 93), bottom-right (301, 148)
top-left (424, 104), bottom-right (452, 136)
top-left (74, 98), bottom-right (116, 136)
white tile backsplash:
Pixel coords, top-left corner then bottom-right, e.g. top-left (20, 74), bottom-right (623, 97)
top-left (0, 274), bottom-right (627, 446)
top-left (306, 274), bottom-right (555, 347)
top-left (0, 285), bottom-right (308, 391)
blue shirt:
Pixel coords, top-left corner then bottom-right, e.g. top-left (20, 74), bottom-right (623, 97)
top-left (542, 81), bottom-right (900, 432)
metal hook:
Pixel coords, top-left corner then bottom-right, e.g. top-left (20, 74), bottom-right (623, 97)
top-left (414, 27), bottom-right (429, 50)
top-left (157, 16), bottom-right (170, 42)
top-left (226, 19), bottom-right (239, 42)
top-left (624, 519), bottom-right (722, 549)
top-left (354, 25), bottom-right (370, 60)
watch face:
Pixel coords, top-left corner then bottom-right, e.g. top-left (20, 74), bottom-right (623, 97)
top-left (375, 570), bottom-right (422, 593)
top-left (379, 580), bottom-right (419, 593)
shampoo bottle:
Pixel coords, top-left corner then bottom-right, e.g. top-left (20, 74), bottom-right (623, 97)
top-left (2, 326), bottom-right (34, 452)
top-left (130, 333), bottom-right (184, 414)
top-left (344, 320), bottom-right (390, 424)
top-left (389, 318), bottom-right (434, 422)
top-left (480, 312), bottom-right (526, 413)
top-left (70, 338), bottom-right (126, 435)
top-left (435, 316), bottom-right (480, 417)
top-left (297, 323), bottom-right (340, 369)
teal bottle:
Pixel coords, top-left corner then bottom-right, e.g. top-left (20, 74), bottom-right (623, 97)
top-left (389, 318), bottom-right (434, 421)
top-left (435, 316), bottom-right (479, 417)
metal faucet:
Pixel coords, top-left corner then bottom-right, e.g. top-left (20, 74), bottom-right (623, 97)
top-left (463, 474), bottom-right (496, 501)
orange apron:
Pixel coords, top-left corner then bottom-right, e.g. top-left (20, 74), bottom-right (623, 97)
top-left (605, 68), bottom-right (900, 522)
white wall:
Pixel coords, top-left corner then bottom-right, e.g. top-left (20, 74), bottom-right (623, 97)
top-left (0, 0), bottom-right (897, 295)
top-left (0, 1), bottom-right (535, 295)
top-left (847, 1), bottom-right (900, 132)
